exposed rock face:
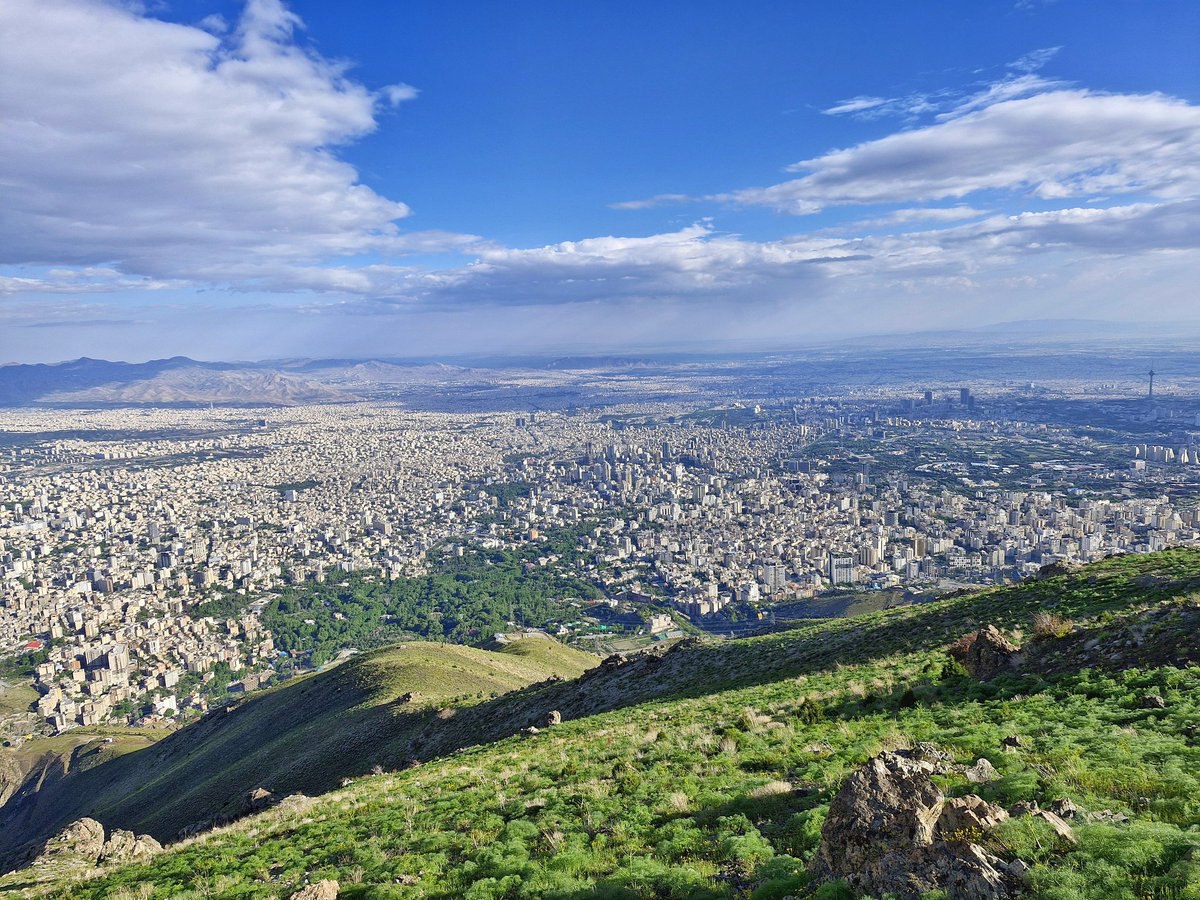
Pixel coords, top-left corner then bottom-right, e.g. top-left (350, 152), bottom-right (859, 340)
top-left (937, 795), bottom-right (1009, 838)
top-left (931, 841), bottom-right (1019, 900)
top-left (98, 828), bottom-right (161, 863)
top-left (1037, 560), bottom-right (1082, 580)
top-left (290, 879), bottom-right (339, 899)
top-left (244, 787), bottom-right (276, 814)
top-left (11, 817), bottom-right (162, 874)
top-left (896, 742), bottom-right (956, 774)
top-left (812, 752), bottom-right (1019, 899)
top-left (0, 755), bottom-right (25, 807)
top-left (964, 757), bottom-right (1000, 784)
top-left (952, 626), bottom-right (1022, 679)
top-left (40, 817), bottom-right (106, 863)
top-left (816, 751), bottom-right (944, 869)
top-left (811, 751), bottom-right (945, 893)
top-left (595, 654), bottom-right (627, 673)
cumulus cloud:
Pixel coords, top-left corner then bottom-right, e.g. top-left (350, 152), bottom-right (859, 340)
top-left (2, 8), bottom-right (1197, 360)
top-left (386, 224), bottom-right (871, 309)
top-left (382, 194), bottom-right (1200, 319)
top-left (0, 0), bottom-right (420, 284)
top-left (726, 90), bottom-right (1200, 213)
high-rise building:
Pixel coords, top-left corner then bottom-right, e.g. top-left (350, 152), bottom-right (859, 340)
top-left (828, 553), bottom-right (857, 585)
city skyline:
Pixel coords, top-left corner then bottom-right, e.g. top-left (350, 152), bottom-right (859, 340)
top-left (2, 0), bottom-right (1200, 362)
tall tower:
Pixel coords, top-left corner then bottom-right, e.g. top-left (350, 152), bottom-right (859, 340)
top-left (1148, 368), bottom-right (1155, 399)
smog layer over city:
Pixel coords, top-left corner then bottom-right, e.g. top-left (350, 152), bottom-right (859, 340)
top-left (2, 2), bottom-right (1199, 898)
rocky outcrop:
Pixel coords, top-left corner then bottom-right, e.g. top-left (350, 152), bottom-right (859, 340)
top-left (0, 755), bottom-right (25, 807)
top-left (895, 742), bottom-right (956, 774)
top-left (39, 817), bottom-right (106, 863)
top-left (244, 787), bottom-right (277, 814)
top-left (98, 829), bottom-right (162, 864)
top-left (937, 795), bottom-right (1009, 838)
top-left (290, 879), bottom-right (339, 899)
top-left (951, 626), bottom-right (1022, 679)
top-left (964, 757), bottom-right (999, 784)
top-left (1049, 797), bottom-right (1080, 820)
top-left (813, 751), bottom-right (945, 873)
top-left (811, 751), bottom-right (1023, 899)
top-left (1036, 560), bottom-right (1083, 580)
top-left (7, 817), bottom-right (162, 875)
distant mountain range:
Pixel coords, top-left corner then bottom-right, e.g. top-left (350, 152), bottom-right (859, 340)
top-left (2, 318), bottom-right (1196, 407)
top-left (0, 356), bottom-right (499, 407)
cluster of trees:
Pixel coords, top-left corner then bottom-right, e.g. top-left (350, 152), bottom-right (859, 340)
top-left (479, 480), bottom-right (534, 508)
top-left (263, 526), bottom-right (604, 666)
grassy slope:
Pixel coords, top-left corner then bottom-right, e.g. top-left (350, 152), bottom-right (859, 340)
top-left (0, 638), bottom-right (597, 861)
top-left (4, 549), bottom-right (1200, 898)
top-left (0, 680), bottom-right (39, 720)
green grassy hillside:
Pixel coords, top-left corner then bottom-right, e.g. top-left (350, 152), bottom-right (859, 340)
top-left (0, 638), bottom-right (597, 864)
top-left (4, 550), bottom-right (1200, 899)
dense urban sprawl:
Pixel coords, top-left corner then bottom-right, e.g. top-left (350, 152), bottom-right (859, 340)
top-left (2, 391), bottom-right (1199, 735)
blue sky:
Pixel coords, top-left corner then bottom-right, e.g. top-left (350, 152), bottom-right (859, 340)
top-left (1, 0), bottom-right (1199, 362)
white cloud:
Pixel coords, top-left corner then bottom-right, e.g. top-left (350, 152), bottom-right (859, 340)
top-left (398, 224), bottom-right (868, 308)
top-left (608, 193), bottom-right (692, 211)
top-left (2, 8), bottom-right (1197, 359)
top-left (818, 91), bottom-right (940, 122)
top-left (1008, 46), bottom-right (1060, 73)
top-left (7, 197), bottom-right (1200, 360)
top-left (822, 96), bottom-right (890, 116)
top-left (821, 49), bottom-right (1063, 123)
top-left (725, 90), bottom-right (1200, 213)
top-left (381, 83), bottom-right (420, 106)
top-left (846, 206), bottom-right (989, 230)
top-left (938, 73), bottom-right (1064, 119)
top-left (0, 0), bottom-right (419, 283)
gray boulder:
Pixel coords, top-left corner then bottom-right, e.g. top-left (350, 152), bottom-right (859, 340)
top-left (40, 818), bottom-right (106, 863)
top-left (964, 757), bottom-right (1000, 784)
top-left (811, 752), bottom-right (1020, 898)
top-left (936, 795), bottom-right (1009, 839)
top-left (99, 828), bottom-right (162, 863)
top-left (952, 626), bottom-right (1021, 679)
